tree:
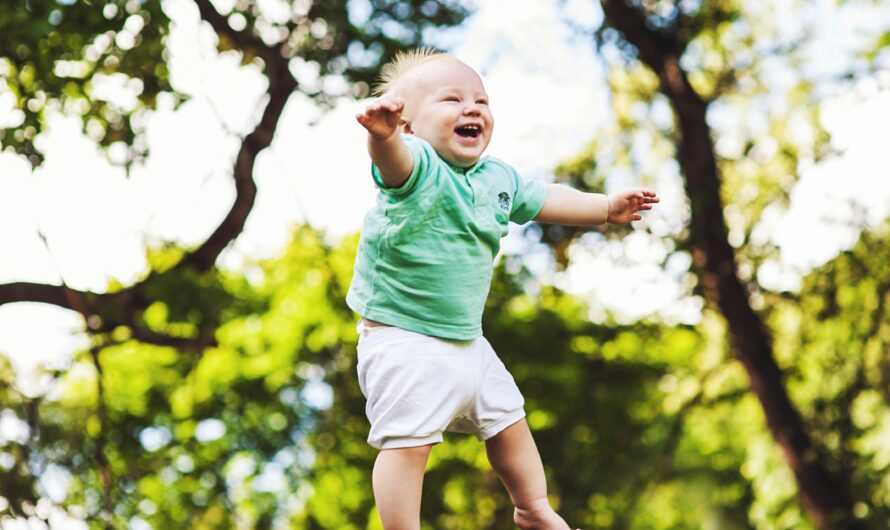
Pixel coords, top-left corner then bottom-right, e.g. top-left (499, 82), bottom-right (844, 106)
top-left (547, 0), bottom-right (890, 527)
top-left (4, 1), bottom-right (890, 528)
top-left (0, 0), bottom-right (465, 333)
top-left (0, 0), bottom-right (466, 524)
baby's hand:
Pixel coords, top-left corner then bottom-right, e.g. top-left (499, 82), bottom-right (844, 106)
top-left (607, 189), bottom-right (659, 224)
top-left (356, 96), bottom-right (405, 141)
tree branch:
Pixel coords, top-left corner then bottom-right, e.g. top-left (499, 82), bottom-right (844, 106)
top-left (599, 1), bottom-right (857, 527)
top-left (180, 0), bottom-right (297, 272)
top-left (129, 325), bottom-right (218, 352)
top-left (0, 0), bottom-right (297, 347)
top-left (0, 282), bottom-right (85, 312)
top-left (88, 345), bottom-right (114, 530)
top-left (192, 0), bottom-right (284, 64)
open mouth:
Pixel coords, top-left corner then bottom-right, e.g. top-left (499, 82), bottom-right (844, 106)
top-left (455, 124), bottom-right (482, 139)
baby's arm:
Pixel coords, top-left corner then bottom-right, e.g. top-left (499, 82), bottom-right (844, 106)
top-left (355, 96), bottom-right (413, 188)
top-left (534, 184), bottom-right (659, 225)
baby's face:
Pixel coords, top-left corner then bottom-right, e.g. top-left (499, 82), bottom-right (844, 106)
top-left (397, 58), bottom-right (493, 168)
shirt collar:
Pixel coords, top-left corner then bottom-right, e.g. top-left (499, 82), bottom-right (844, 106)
top-left (445, 155), bottom-right (488, 175)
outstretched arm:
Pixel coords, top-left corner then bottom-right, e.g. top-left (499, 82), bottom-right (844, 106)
top-left (533, 184), bottom-right (659, 225)
top-left (355, 96), bottom-right (413, 188)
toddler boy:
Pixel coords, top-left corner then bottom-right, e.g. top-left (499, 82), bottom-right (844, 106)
top-left (347, 48), bottom-right (658, 530)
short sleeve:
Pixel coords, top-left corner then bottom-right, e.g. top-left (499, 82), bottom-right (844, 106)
top-left (508, 167), bottom-right (548, 224)
top-left (371, 135), bottom-right (434, 198)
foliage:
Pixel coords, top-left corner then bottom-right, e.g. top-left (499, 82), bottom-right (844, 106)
top-left (0, 226), bottom-right (738, 529)
top-left (762, 223), bottom-right (890, 527)
top-left (0, 0), bottom-right (172, 165)
top-left (3, 215), bottom-right (890, 528)
top-left (0, 0), bottom-right (468, 522)
top-left (0, 0), bottom-right (467, 165)
top-left (556, 0), bottom-right (890, 527)
top-left (259, 234), bottom-right (759, 530)
top-left (2, 0), bottom-right (890, 528)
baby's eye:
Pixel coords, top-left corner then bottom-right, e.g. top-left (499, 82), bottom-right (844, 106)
top-left (443, 96), bottom-right (460, 102)
top-left (476, 99), bottom-right (489, 105)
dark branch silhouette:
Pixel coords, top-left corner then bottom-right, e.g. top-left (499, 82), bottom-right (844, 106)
top-left (0, 0), bottom-right (295, 348)
top-left (599, 1), bottom-right (857, 527)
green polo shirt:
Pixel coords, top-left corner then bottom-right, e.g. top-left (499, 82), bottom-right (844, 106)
top-left (346, 135), bottom-right (548, 340)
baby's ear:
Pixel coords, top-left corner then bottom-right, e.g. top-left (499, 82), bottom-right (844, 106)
top-left (402, 119), bottom-right (414, 134)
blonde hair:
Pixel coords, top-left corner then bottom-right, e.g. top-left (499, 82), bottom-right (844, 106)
top-left (372, 47), bottom-right (449, 97)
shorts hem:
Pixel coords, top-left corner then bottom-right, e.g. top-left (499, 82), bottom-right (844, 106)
top-left (477, 408), bottom-right (526, 441)
top-left (372, 433), bottom-right (444, 450)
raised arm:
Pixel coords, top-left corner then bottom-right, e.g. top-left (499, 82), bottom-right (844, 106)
top-left (356, 96), bottom-right (413, 188)
top-left (534, 184), bottom-right (659, 226)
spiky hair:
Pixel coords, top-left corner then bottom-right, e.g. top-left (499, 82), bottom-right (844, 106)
top-left (372, 47), bottom-right (448, 97)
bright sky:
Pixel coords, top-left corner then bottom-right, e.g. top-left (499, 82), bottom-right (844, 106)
top-left (0, 0), bottom-right (889, 399)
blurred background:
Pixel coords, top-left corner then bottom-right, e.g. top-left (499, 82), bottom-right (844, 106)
top-left (1, 0), bottom-right (890, 528)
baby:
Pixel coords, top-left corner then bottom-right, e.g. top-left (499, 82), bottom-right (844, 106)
top-left (347, 48), bottom-right (658, 530)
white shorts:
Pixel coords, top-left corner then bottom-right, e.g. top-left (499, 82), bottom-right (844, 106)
top-left (356, 320), bottom-right (526, 449)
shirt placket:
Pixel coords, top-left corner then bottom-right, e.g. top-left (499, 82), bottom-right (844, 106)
top-left (464, 167), bottom-right (487, 215)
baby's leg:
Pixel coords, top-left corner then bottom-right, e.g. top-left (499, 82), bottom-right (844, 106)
top-left (372, 444), bottom-right (434, 530)
top-left (485, 419), bottom-right (572, 530)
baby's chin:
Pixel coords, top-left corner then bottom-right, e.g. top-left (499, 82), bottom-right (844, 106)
top-left (442, 142), bottom-right (489, 168)
top-left (408, 132), bottom-right (486, 168)
top-left (441, 151), bottom-right (483, 168)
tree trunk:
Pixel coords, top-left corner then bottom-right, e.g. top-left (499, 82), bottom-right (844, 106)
top-left (599, 1), bottom-right (857, 527)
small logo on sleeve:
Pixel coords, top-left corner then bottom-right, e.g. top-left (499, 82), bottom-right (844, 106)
top-left (497, 192), bottom-right (511, 213)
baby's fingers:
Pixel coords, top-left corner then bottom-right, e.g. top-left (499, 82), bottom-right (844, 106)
top-left (365, 97), bottom-right (404, 116)
top-left (355, 111), bottom-right (374, 126)
top-left (641, 190), bottom-right (659, 203)
top-left (379, 97), bottom-right (404, 113)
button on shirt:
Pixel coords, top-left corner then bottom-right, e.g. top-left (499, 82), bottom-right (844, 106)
top-left (347, 135), bottom-right (548, 340)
